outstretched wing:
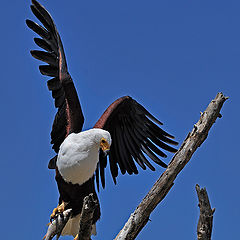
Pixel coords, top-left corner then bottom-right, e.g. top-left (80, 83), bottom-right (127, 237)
top-left (94, 96), bottom-right (178, 190)
top-left (26, 0), bottom-right (84, 162)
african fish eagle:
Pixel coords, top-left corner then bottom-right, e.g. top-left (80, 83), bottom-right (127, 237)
top-left (26, 0), bottom-right (178, 238)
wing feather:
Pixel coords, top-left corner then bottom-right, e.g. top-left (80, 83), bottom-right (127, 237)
top-left (99, 149), bottom-right (107, 189)
top-left (124, 117), bottom-right (154, 170)
top-left (117, 124), bottom-right (138, 174)
top-left (109, 150), bottom-right (118, 184)
top-left (34, 37), bottom-right (56, 52)
top-left (95, 163), bottom-right (100, 192)
top-left (123, 120), bottom-right (146, 170)
top-left (26, 20), bottom-right (49, 39)
top-left (31, 50), bottom-right (57, 66)
top-left (94, 96), bottom-right (177, 188)
top-left (115, 127), bottom-right (132, 173)
top-left (27, 0), bottom-right (84, 161)
top-left (145, 140), bottom-right (167, 158)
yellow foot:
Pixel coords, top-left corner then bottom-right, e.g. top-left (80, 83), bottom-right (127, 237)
top-left (73, 234), bottom-right (79, 240)
top-left (50, 201), bottom-right (66, 220)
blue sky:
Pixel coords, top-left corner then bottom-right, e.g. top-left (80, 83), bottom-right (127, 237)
top-left (0, 0), bottom-right (238, 239)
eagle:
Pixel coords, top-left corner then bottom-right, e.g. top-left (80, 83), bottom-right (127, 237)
top-left (26, 0), bottom-right (178, 239)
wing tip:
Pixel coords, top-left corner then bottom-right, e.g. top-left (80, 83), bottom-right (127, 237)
top-left (25, 19), bottom-right (32, 27)
top-left (32, 0), bottom-right (43, 9)
top-left (171, 140), bottom-right (179, 146)
top-left (169, 146), bottom-right (178, 153)
top-left (161, 162), bottom-right (168, 168)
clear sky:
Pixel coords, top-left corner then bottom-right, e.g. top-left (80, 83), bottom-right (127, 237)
top-left (0, 0), bottom-right (238, 239)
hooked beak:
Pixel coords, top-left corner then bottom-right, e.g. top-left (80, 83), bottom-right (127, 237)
top-left (100, 138), bottom-right (110, 156)
top-left (102, 149), bottom-right (110, 157)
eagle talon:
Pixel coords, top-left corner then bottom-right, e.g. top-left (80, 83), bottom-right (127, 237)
top-left (73, 234), bottom-right (79, 240)
top-left (50, 202), bottom-right (66, 221)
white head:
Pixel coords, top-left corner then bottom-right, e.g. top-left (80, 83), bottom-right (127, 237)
top-left (57, 128), bottom-right (112, 185)
top-left (64, 128), bottom-right (112, 152)
top-left (88, 128), bottom-right (112, 153)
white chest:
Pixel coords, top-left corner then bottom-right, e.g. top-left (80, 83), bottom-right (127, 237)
top-left (56, 135), bottom-right (99, 185)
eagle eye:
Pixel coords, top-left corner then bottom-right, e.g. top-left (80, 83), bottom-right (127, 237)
top-left (101, 139), bottom-right (106, 143)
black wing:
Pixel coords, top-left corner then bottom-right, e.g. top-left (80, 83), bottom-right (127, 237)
top-left (94, 96), bottom-right (178, 190)
top-left (26, 0), bottom-right (84, 163)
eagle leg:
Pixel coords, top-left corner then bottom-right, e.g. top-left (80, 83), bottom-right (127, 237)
top-left (50, 201), bottom-right (66, 221)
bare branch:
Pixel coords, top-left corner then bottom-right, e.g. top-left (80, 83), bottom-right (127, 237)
top-left (196, 184), bottom-right (215, 240)
top-left (115, 92), bottom-right (228, 240)
top-left (43, 209), bottom-right (72, 240)
top-left (77, 193), bottom-right (99, 240)
top-left (44, 193), bottom-right (98, 240)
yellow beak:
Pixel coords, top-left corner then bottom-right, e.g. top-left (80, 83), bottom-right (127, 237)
top-left (100, 138), bottom-right (110, 152)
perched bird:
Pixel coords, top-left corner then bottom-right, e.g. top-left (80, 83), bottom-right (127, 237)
top-left (26, 0), bottom-right (178, 238)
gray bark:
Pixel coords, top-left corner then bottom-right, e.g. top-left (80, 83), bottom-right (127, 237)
top-left (78, 193), bottom-right (99, 240)
top-left (196, 184), bottom-right (215, 240)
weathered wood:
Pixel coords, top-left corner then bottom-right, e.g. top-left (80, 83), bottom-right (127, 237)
top-left (77, 193), bottom-right (99, 240)
top-left (43, 209), bottom-right (72, 240)
top-left (196, 184), bottom-right (215, 240)
top-left (115, 92), bottom-right (228, 240)
top-left (43, 193), bottom-right (98, 240)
